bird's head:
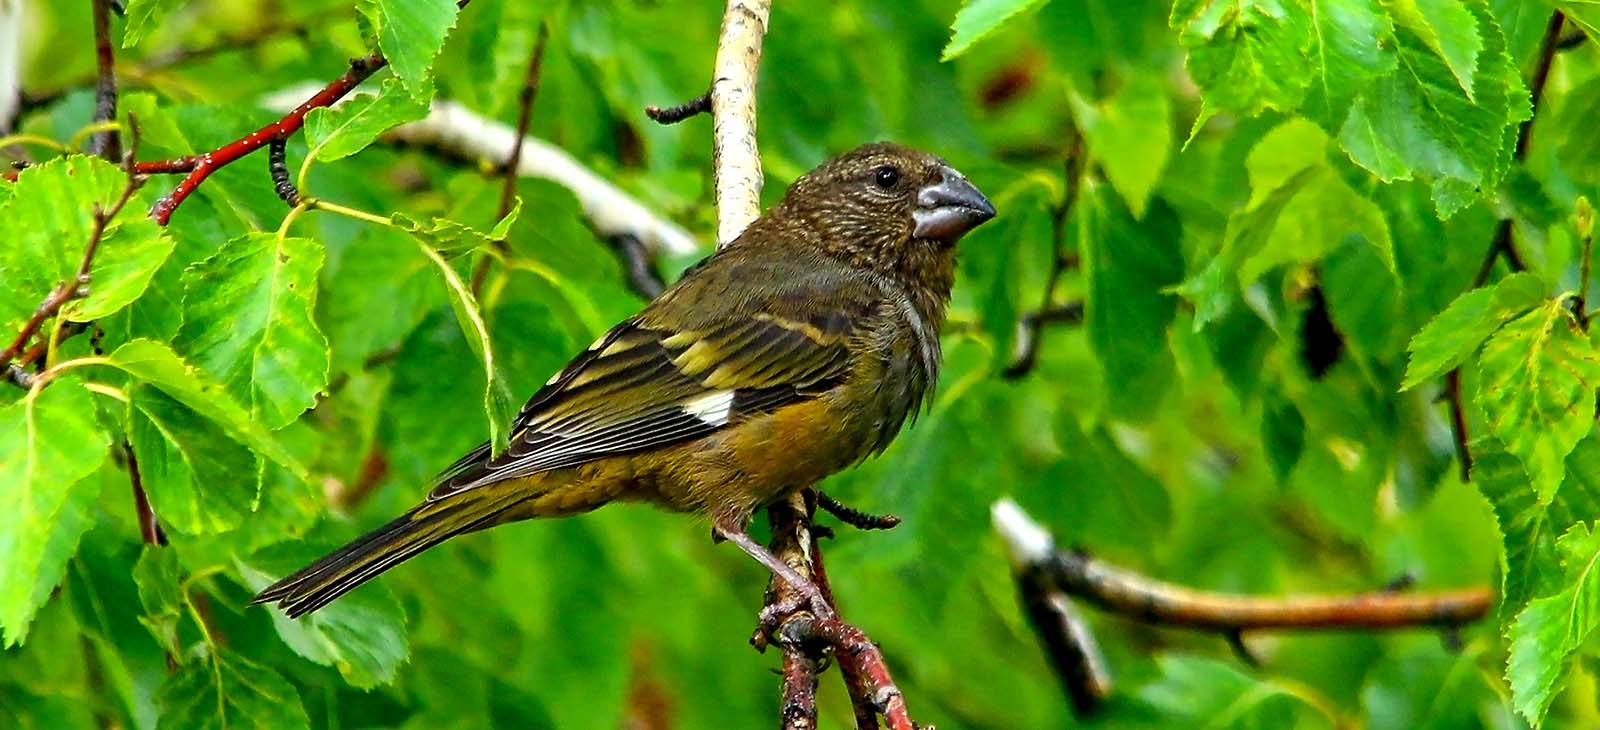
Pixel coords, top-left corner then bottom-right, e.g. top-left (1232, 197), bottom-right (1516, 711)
top-left (764, 142), bottom-right (996, 296)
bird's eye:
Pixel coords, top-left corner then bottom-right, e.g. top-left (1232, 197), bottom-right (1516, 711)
top-left (873, 165), bottom-right (900, 189)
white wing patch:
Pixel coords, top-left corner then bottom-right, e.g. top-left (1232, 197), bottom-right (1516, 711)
top-left (681, 390), bottom-right (736, 426)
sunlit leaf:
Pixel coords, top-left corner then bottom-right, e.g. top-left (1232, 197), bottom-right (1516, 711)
top-left (0, 380), bottom-right (108, 646)
top-left (1507, 522), bottom-right (1600, 725)
top-left (175, 233), bottom-right (329, 430)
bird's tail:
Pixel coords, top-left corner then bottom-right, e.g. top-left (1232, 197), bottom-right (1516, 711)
top-left (251, 490), bottom-right (523, 618)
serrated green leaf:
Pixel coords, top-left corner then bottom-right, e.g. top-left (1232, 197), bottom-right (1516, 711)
top-left (1507, 522), bottom-right (1600, 725)
top-left (0, 156), bottom-right (175, 329)
top-left (1389, 0), bottom-right (1485, 96)
top-left (121, 0), bottom-right (191, 49)
top-left (0, 380), bottom-right (109, 646)
top-left (392, 204), bottom-right (519, 260)
top-left (1171, 0), bottom-right (1315, 127)
top-left (357, 0), bottom-right (460, 99)
top-left (156, 649), bottom-right (309, 730)
top-left (238, 551), bottom-right (410, 689)
top-left (1478, 435), bottom-right (1600, 615)
top-left (1337, 0), bottom-right (1529, 218)
top-left (105, 339), bottom-right (306, 480)
top-left (132, 548), bottom-right (184, 657)
top-left (1401, 271), bottom-right (1547, 390)
top-left (941, 0), bottom-right (1051, 60)
top-left (1475, 300), bottom-right (1600, 502)
top-left (305, 77), bottom-right (430, 161)
top-left (1304, 0), bottom-right (1397, 128)
top-left (1082, 190), bottom-right (1183, 420)
top-left (129, 388), bottom-right (261, 535)
top-left (175, 233), bottom-right (329, 430)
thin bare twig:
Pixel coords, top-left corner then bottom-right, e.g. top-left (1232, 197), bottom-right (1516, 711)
top-left (1016, 563), bottom-right (1109, 715)
top-left (646, 92), bottom-right (712, 125)
top-left (89, 0), bottom-right (121, 161)
top-left (816, 491), bottom-right (901, 531)
top-left (1003, 133), bottom-right (1084, 379)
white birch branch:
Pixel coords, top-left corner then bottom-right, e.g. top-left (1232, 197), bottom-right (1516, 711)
top-left (710, 0), bottom-right (771, 247)
top-left (260, 85), bottom-right (699, 257)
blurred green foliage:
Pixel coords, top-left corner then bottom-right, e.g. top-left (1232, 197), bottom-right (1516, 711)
top-left (4, 0), bottom-right (1600, 727)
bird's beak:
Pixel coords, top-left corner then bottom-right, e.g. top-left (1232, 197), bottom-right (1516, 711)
top-left (913, 166), bottom-right (997, 242)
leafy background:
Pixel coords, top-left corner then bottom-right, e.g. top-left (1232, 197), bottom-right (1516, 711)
top-left (4, 0), bottom-right (1600, 727)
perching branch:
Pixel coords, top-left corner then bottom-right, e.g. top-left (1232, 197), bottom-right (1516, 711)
top-left (993, 500), bottom-right (1491, 709)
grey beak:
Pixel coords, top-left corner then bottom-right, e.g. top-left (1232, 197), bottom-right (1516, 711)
top-left (913, 166), bottom-right (997, 242)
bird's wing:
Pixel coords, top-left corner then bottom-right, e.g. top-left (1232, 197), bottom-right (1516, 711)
top-left (427, 263), bottom-right (879, 499)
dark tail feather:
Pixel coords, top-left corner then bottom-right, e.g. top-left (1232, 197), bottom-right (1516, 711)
top-left (251, 494), bottom-right (516, 618)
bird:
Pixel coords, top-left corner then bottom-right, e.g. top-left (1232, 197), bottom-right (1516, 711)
top-left (252, 141), bottom-right (996, 619)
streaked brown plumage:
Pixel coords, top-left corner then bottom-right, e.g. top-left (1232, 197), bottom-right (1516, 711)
top-left (253, 142), bottom-right (996, 618)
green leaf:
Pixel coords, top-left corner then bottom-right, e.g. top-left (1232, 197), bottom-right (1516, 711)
top-left (1262, 387), bottom-right (1306, 482)
top-left (941, 0), bottom-right (1051, 61)
top-left (1475, 300), bottom-right (1600, 501)
top-left (129, 388), bottom-right (261, 535)
top-left (1389, 0), bottom-right (1485, 95)
top-left (239, 550), bottom-right (410, 689)
top-left (132, 548), bottom-right (184, 657)
top-left (1507, 522), bottom-right (1600, 725)
top-left (121, 0), bottom-right (191, 48)
top-left (1361, 642), bottom-right (1495, 730)
top-left (1073, 76), bottom-right (1173, 219)
top-left (174, 233), bottom-right (330, 430)
top-left (324, 227), bottom-right (447, 373)
top-left (1176, 166), bottom-right (1317, 329)
top-left (0, 380), bottom-right (109, 646)
top-left (304, 77), bottom-right (430, 161)
top-left (1401, 271), bottom-right (1547, 390)
top-left (356, 0), bottom-right (460, 99)
top-left (156, 649), bottom-right (309, 730)
top-left (1082, 190), bottom-right (1183, 420)
top-left (1337, 0), bottom-right (1529, 217)
top-left (1170, 0), bottom-right (1314, 128)
top-left (0, 156), bottom-right (175, 329)
top-left (392, 202), bottom-right (521, 259)
top-left (408, 235), bottom-right (516, 454)
top-left (1303, 0), bottom-right (1397, 128)
top-left (1477, 436), bottom-right (1600, 614)
top-left (105, 339), bottom-right (306, 480)
top-left (1139, 654), bottom-right (1306, 726)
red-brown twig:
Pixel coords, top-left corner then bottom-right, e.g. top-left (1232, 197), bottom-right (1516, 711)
top-left (123, 440), bottom-right (168, 546)
top-left (89, 0), bottom-right (121, 161)
top-left (146, 52), bottom-right (386, 224)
